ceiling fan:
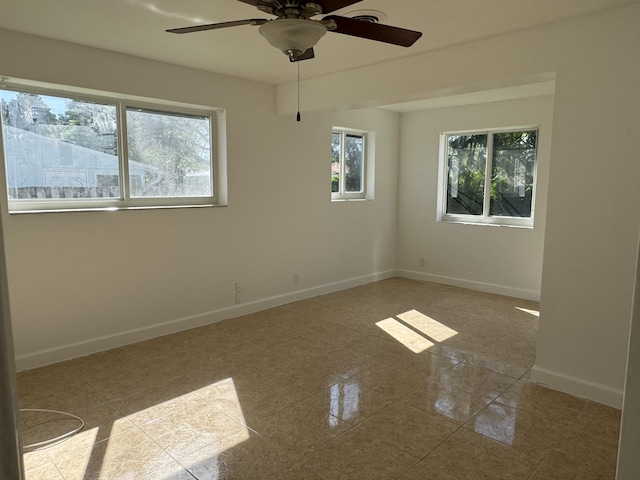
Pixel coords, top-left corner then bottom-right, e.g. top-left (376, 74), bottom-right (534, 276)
top-left (167, 0), bottom-right (423, 62)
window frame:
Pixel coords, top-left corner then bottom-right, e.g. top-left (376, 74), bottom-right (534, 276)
top-left (331, 127), bottom-right (369, 202)
top-left (0, 82), bottom-right (224, 214)
top-left (437, 126), bottom-right (539, 228)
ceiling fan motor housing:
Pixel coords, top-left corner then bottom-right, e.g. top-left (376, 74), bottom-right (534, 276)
top-left (259, 19), bottom-right (327, 56)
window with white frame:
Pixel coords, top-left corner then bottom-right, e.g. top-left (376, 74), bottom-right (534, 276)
top-left (331, 127), bottom-right (368, 200)
top-left (0, 85), bottom-right (222, 213)
top-left (440, 128), bottom-right (538, 227)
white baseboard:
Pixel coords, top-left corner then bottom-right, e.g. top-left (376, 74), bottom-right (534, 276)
top-left (15, 270), bottom-right (397, 371)
top-left (397, 269), bottom-right (540, 302)
top-left (531, 365), bottom-right (624, 408)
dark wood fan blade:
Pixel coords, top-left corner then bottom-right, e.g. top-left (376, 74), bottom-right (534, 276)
top-left (236, 0), bottom-right (268, 6)
top-left (167, 19), bottom-right (266, 34)
top-left (289, 48), bottom-right (315, 62)
top-left (317, 0), bottom-right (362, 14)
top-left (324, 15), bottom-right (422, 47)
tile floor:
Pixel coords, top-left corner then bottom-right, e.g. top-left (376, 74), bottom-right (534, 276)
top-left (18, 278), bottom-right (621, 479)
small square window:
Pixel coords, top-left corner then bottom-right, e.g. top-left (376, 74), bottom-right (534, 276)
top-left (331, 127), bottom-right (369, 201)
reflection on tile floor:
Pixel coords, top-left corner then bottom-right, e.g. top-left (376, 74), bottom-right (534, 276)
top-left (19, 279), bottom-right (621, 479)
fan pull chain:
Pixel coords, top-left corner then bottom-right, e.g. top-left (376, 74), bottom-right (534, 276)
top-left (296, 62), bottom-right (301, 122)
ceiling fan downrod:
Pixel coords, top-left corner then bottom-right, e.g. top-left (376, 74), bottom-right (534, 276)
top-left (257, 1), bottom-right (324, 19)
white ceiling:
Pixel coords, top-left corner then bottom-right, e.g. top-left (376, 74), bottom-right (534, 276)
top-left (1, 0), bottom-right (637, 86)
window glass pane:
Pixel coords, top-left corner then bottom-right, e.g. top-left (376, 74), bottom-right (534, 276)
top-left (446, 134), bottom-right (487, 215)
top-left (490, 130), bottom-right (537, 217)
top-left (126, 107), bottom-right (212, 198)
top-left (331, 131), bottom-right (340, 193)
top-left (1, 90), bottom-right (119, 200)
top-left (344, 134), bottom-right (364, 193)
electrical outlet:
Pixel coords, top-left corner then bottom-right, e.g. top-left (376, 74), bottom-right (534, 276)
top-left (293, 272), bottom-right (299, 284)
top-left (420, 258), bottom-right (427, 268)
top-left (235, 281), bottom-right (243, 304)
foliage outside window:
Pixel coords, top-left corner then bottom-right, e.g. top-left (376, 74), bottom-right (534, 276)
top-left (0, 87), bottom-right (218, 212)
top-left (331, 127), bottom-right (367, 200)
top-left (441, 128), bottom-right (538, 227)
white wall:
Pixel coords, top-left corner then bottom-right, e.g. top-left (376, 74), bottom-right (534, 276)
top-left (276, 4), bottom-right (640, 408)
top-left (532, 9), bottom-right (640, 406)
top-left (0, 196), bottom-right (24, 478)
top-left (0, 29), bottom-right (400, 370)
top-left (397, 96), bottom-right (554, 300)
top-left (617, 237), bottom-right (640, 479)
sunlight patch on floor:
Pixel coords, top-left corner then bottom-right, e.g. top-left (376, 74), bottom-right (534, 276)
top-left (376, 317), bottom-right (435, 353)
top-left (516, 307), bottom-right (540, 317)
top-left (376, 310), bottom-right (458, 353)
top-left (37, 378), bottom-right (251, 480)
top-left (397, 309), bottom-right (459, 342)
top-left (53, 426), bottom-right (100, 478)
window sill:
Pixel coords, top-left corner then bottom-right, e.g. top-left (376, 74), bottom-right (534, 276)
top-left (8, 203), bottom-right (224, 215)
top-left (331, 198), bottom-right (369, 203)
top-left (438, 217), bottom-right (533, 229)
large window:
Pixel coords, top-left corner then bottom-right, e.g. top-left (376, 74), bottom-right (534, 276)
top-left (0, 86), bottom-right (221, 212)
top-left (440, 128), bottom-right (538, 227)
top-left (331, 127), bottom-right (368, 200)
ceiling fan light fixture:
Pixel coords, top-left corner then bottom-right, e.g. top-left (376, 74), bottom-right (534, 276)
top-left (259, 19), bottom-right (327, 57)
